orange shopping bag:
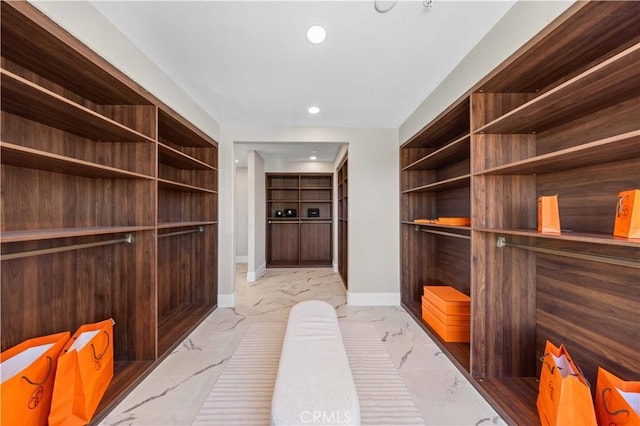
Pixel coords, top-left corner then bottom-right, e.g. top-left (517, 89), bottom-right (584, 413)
top-left (536, 340), bottom-right (597, 426)
top-left (595, 367), bottom-right (640, 426)
top-left (614, 189), bottom-right (640, 240)
top-left (0, 331), bottom-right (70, 426)
top-left (48, 319), bottom-right (114, 426)
top-left (538, 195), bottom-right (561, 234)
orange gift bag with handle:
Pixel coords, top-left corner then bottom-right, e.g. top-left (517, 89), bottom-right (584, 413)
top-left (595, 367), bottom-right (640, 426)
top-left (536, 340), bottom-right (597, 426)
top-left (48, 319), bottom-right (114, 426)
top-left (614, 189), bottom-right (640, 240)
top-left (538, 195), bottom-right (561, 234)
top-left (0, 331), bottom-right (70, 426)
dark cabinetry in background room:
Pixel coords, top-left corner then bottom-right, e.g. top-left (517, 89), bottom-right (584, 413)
top-left (0, 1), bottom-right (218, 421)
top-left (266, 173), bottom-right (333, 267)
top-left (400, 2), bottom-right (640, 424)
top-left (337, 157), bottom-right (348, 287)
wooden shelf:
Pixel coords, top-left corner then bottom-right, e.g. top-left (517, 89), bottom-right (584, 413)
top-left (476, 44), bottom-right (640, 135)
top-left (475, 131), bottom-right (640, 175)
top-left (298, 260), bottom-right (332, 267)
top-left (157, 221), bottom-right (217, 230)
top-left (300, 218), bottom-right (333, 221)
top-left (157, 304), bottom-right (214, 355)
top-left (267, 187), bottom-right (299, 190)
top-left (158, 178), bottom-right (216, 193)
top-left (0, 142), bottom-right (153, 180)
top-left (402, 221), bottom-right (472, 231)
top-left (158, 109), bottom-right (216, 148)
top-left (267, 259), bottom-right (299, 267)
top-left (0, 226), bottom-right (154, 243)
top-left (476, 377), bottom-right (540, 426)
top-left (300, 200), bottom-right (332, 203)
top-left (475, 228), bottom-right (640, 248)
top-left (300, 186), bottom-right (332, 190)
top-left (158, 142), bottom-right (215, 170)
top-left (403, 97), bottom-right (470, 149)
top-left (0, 69), bottom-right (154, 143)
top-left (403, 134), bottom-right (470, 171)
top-left (401, 174), bottom-right (471, 193)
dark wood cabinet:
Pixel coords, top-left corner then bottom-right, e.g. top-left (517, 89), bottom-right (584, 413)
top-left (0, 1), bottom-right (218, 421)
top-left (337, 157), bottom-right (348, 287)
top-left (400, 2), bottom-right (640, 424)
top-left (266, 173), bottom-right (333, 267)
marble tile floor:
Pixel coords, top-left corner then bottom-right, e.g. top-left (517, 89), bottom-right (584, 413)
top-left (101, 265), bottom-right (505, 426)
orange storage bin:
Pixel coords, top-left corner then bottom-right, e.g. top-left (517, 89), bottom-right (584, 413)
top-left (421, 306), bottom-right (470, 343)
top-left (421, 296), bottom-right (470, 326)
top-left (423, 286), bottom-right (470, 316)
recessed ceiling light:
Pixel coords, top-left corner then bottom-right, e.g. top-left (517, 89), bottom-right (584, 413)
top-left (306, 25), bottom-right (326, 44)
top-left (308, 106), bottom-right (320, 114)
top-left (310, 156), bottom-right (317, 160)
top-left (235, 159), bottom-right (238, 163)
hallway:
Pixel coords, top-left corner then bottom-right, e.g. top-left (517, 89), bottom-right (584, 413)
top-left (101, 266), bottom-right (504, 425)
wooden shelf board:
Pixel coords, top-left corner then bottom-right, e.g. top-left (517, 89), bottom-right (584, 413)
top-left (299, 260), bottom-right (333, 267)
top-left (267, 260), bottom-right (300, 267)
top-left (403, 134), bottom-right (470, 171)
top-left (402, 221), bottom-right (472, 231)
top-left (476, 44), bottom-right (640, 134)
top-left (158, 142), bottom-right (215, 170)
top-left (157, 221), bottom-right (217, 230)
top-left (300, 186), bottom-right (332, 190)
top-left (338, 218), bottom-right (348, 222)
top-left (158, 109), bottom-right (216, 148)
top-left (267, 186), bottom-right (299, 190)
top-left (92, 360), bottom-right (155, 425)
top-left (300, 218), bottom-right (333, 222)
top-left (1, 142), bottom-right (153, 180)
top-left (475, 228), bottom-right (640, 247)
top-left (300, 200), bottom-right (332, 203)
top-left (403, 97), bottom-right (470, 149)
top-left (476, 131), bottom-right (640, 175)
top-left (403, 300), bottom-right (470, 372)
top-left (476, 377), bottom-right (540, 426)
top-left (158, 178), bottom-right (216, 193)
top-left (402, 174), bottom-right (471, 193)
top-left (158, 304), bottom-right (214, 355)
top-left (1, 69), bottom-right (154, 143)
top-left (0, 226), bottom-right (155, 243)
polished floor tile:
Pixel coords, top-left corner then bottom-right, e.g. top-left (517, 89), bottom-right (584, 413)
top-left (101, 265), bottom-right (505, 425)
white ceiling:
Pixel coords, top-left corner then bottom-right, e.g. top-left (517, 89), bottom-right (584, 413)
top-left (90, 0), bottom-right (515, 130)
top-left (234, 142), bottom-right (344, 167)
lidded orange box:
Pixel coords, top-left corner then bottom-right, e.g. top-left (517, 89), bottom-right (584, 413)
top-left (421, 305), bottom-right (470, 342)
top-left (423, 286), bottom-right (470, 316)
top-left (421, 296), bottom-right (469, 326)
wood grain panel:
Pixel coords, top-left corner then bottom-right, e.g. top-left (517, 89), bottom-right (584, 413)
top-left (435, 158), bottom-right (470, 182)
top-left (472, 134), bottom-right (536, 172)
top-left (95, 105), bottom-right (157, 139)
top-left (158, 108), bottom-right (217, 148)
top-left (300, 223), bottom-right (331, 264)
top-left (537, 253), bottom-right (640, 387)
top-left (158, 190), bottom-right (215, 223)
top-left (267, 223), bottom-right (299, 265)
top-left (435, 187), bottom-right (470, 218)
top-left (537, 158), bottom-right (640, 235)
top-left (158, 163), bottom-right (215, 190)
top-left (434, 236), bottom-right (470, 295)
top-left (471, 93), bottom-right (535, 131)
top-left (472, 175), bottom-right (537, 230)
top-left (401, 148), bottom-right (434, 168)
top-left (403, 97), bottom-right (469, 149)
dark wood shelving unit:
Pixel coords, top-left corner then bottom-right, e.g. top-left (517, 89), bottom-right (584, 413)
top-left (266, 173), bottom-right (333, 267)
top-left (0, 2), bottom-right (218, 423)
top-left (337, 156), bottom-right (348, 287)
top-left (400, 3), bottom-right (640, 425)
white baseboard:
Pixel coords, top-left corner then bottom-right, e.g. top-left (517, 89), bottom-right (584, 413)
top-left (347, 292), bottom-right (400, 306)
top-left (218, 293), bottom-right (235, 307)
top-left (247, 261), bottom-right (266, 283)
top-left (235, 255), bottom-right (248, 264)
top-left (333, 261), bottom-right (338, 273)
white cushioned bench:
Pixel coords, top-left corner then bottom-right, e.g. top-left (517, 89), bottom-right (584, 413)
top-left (271, 300), bottom-right (360, 426)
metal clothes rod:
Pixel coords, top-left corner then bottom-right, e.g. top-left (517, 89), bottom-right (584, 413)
top-left (1, 233), bottom-right (134, 261)
top-left (498, 237), bottom-right (639, 269)
top-left (302, 221), bottom-right (333, 224)
top-left (158, 226), bottom-right (204, 239)
top-left (417, 227), bottom-right (470, 240)
top-left (269, 220), bottom-right (300, 224)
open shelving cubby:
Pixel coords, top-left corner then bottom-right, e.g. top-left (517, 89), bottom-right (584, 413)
top-left (401, 2), bottom-right (640, 424)
top-left (337, 155), bottom-right (348, 287)
top-left (0, 2), bottom-right (219, 421)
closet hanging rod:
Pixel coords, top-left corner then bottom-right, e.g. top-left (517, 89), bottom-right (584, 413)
top-left (416, 226), bottom-right (471, 240)
top-left (1, 233), bottom-right (134, 261)
top-left (496, 236), bottom-right (639, 269)
top-left (158, 226), bottom-right (204, 239)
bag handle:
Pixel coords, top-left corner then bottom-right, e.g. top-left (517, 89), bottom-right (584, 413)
top-left (602, 387), bottom-right (630, 421)
top-left (91, 330), bottom-right (110, 361)
top-left (617, 195), bottom-right (627, 217)
top-left (540, 353), bottom-right (555, 374)
top-left (20, 356), bottom-right (52, 386)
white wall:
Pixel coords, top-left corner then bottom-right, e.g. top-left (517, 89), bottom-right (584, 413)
top-left (400, 0), bottom-right (574, 143)
top-left (247, 152), bottom-right (266, 282)
top-left (265, 161), bottom-right (334, 174)
top-left (234, 167), bottom-right (248, 263)
top-left (222, 127), bottom-right (399, 305)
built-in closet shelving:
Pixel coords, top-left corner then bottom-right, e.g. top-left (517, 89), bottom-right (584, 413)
top-left (337, 156), bottom-right (348, 287)
top-left (400, 2), bottom-right (640, 425)
top-left (266, 173), bottom-right (333, 267)
top-left (0, 1), bottom-right (218, 421)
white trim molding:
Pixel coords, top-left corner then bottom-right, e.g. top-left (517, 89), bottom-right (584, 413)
top-left (247, 261), bottom-right (266, 283)
top-left (218, 293), bottom-right (236, 308)
top-left (333, 261), bottom-right (338, 273)
top-left (347, 292), bottom-right (400, 306)
top-left (235, 255), bottom-right (248, 264)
